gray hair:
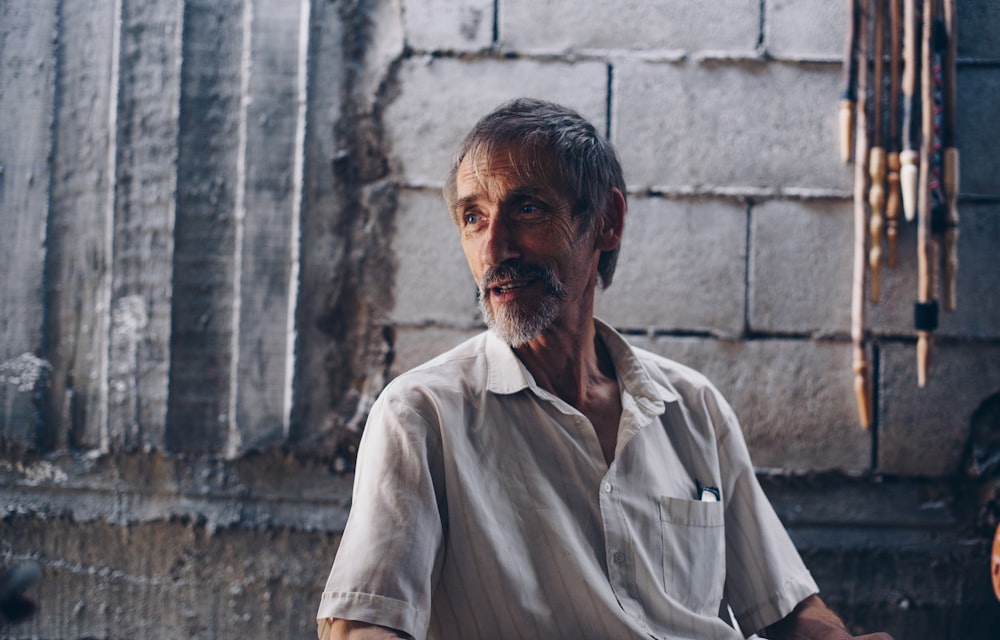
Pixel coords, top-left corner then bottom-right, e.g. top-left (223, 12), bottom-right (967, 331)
top-left (444, 98), bottom-right (626, 289)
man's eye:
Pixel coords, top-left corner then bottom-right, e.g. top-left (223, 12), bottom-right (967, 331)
top-left (520, 204), bottom-right (540, 214)
top-left (463, 211), bottom-right (481, 225)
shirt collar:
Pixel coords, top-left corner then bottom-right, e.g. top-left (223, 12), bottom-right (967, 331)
top-left (593, 319), bottom-right (675, 416)
top-left (484, 329), bottom-right (533, 395)
top-left (483, 319), bottom-right (677, 415)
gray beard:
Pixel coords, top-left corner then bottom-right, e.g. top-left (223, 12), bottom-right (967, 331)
top-left (478, 263), bottom-right (568, 348)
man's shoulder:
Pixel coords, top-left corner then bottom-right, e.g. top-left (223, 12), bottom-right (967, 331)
top-left (380, 331), bottom-right (491, 404)
top-left (628, 341), bottom-right (718, 394)
top-left (625, 340), bottom-right (741, 436)
top-left (596, 319), bottom-right (721, 401)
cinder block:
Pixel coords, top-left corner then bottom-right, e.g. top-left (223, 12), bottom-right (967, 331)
top-left (868, 202), bottom-right (1000, 339)
top-left (500, 0), bottom-right (759, 54)
top-left (956, 67), bottom-right (1000, 198)
top-left (613, 60), bottom-right (849, 193)
top-left (595, 196), bottom-right (746, 336)
top-left (391, 189), bottom-right (480, 326)
top-left (385, 57), bottom-right (608, 186)
top-left (749, 199), bottom-right (853, 335)
top-left (627, 334), bottom-right (872, 472)
top-left (402, 0), bottom-right (493, 51)
top-left (390, 326), bottom-right (483, 378)
top-left (959, 0), bottom-right (1000, 59)
top-left (878, 341), bottom-right (1000, 476)
top-left (765, 0), bottom-right (845, 59)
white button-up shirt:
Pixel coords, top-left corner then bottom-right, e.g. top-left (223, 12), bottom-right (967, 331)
top-left (318, 320), bottom-right (817, 639)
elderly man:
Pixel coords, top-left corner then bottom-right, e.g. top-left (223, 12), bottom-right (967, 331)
top-left (317, 99), bottom-right (893, 640)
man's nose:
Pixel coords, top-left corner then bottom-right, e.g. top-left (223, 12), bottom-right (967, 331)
top-left (482, 216), bottom-right (519, 267)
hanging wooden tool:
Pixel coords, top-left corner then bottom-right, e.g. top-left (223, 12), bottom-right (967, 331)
top-left (900, 0), bottom-right (920, 221)
top-left (852, 0), bottom-right (873, 428)
top-left (886, 0), bottom-right (903, 266)
top-left (915, 0), bottom-right (942, 388)
top-left (942, 0), bottom-right (959, 311)
top-left (841, 0), bottom-right (861, 163)
top-left (868, 0), bottom-right (887, 303)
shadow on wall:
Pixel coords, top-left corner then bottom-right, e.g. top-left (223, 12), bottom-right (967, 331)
top-left (0, 561), bottom-right (39, 626)
top-left (959, 391), bottom-right (1000, 536)
top-left (0, 563), bottom-right (106, 640)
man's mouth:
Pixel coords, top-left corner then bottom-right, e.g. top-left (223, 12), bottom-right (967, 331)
top-left (489, 279), bottom-right (535, 296)
top-left (479, 262), bottom-right (556, 303)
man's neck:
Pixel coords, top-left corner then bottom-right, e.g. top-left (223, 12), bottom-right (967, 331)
top-left (513, 313), bottom-right (615, 409)
top-left (514, 313), bottom-right (622, 465)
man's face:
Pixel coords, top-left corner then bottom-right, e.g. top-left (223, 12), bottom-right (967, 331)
top-left (451, 144), bottom-right (601, 347)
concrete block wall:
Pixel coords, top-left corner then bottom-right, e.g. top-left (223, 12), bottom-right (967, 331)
top-left (2, 0), bottom-right (999, 638)
top-left (387, 0), bottom-right (1000, 480)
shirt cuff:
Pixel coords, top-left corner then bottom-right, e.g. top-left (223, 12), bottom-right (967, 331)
top-left (733, 570), bottom-right (819, 636)
top-left (317, 591), bottom-right (425, 640)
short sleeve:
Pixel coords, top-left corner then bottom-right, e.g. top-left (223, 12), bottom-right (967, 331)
top-left (709, 391), bottom-right (819, 635)
top-left (317, 393), bottom-right (446, 640)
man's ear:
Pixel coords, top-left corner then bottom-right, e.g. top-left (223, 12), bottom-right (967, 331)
top-left (596, 188), bottom-right (626, 252)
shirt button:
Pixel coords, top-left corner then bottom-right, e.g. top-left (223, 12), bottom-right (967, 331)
top-left (603, 482), bottom-right (613, 493)
top-left (612, 552), bottom-right (626, 565)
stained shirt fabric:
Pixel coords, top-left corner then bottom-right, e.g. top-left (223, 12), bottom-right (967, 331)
top-left (317, 320), bottom-right (818, 640)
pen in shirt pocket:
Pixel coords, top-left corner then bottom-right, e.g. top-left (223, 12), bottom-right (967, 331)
top-left (696, 479), bottom-right (720, 502)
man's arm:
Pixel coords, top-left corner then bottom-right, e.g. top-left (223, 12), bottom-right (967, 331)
top-left (318, 618), bottom-right (412, 640)
top-left (762, 595), bottom-right (895, 640)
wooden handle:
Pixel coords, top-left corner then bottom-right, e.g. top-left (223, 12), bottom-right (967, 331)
top-left (886, 151), bottom-right (901, 267)
top-left (941, 147), bottom-right (958, 311)
top-left (842, 0), bottom-right (860, 163)
top-left (868, 147), bottom-right (886, 303)
top-left (840, 99), bottom-right (856, 163)
top-left (903, 0), bottom-right (918, 96)
top-left (900, 0), bottom-right (919, 222)
top-left (899, 150), bottom-right (919, 221)
top-left (943, 147), bottom-right (960, 311)
top-left (917, 332), bottom-right (930, 388)
top-left (853, 348), bottom-right (872, 429)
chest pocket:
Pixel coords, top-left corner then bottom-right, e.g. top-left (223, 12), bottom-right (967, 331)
top-left (658, 496), bottom-right (725, 614)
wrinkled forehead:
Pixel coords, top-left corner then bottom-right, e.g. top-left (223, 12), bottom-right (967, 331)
top-left (455, 140), bottom-right (565, 203)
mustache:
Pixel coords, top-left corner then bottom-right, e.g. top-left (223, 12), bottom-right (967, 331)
top-left (478, 261), bottom-right (564, 296)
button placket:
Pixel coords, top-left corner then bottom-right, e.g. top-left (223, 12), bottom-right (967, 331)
top-left (599, 472), bottom-right (628, 580)
top-left (599, 466), bottom-right (645, 626)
